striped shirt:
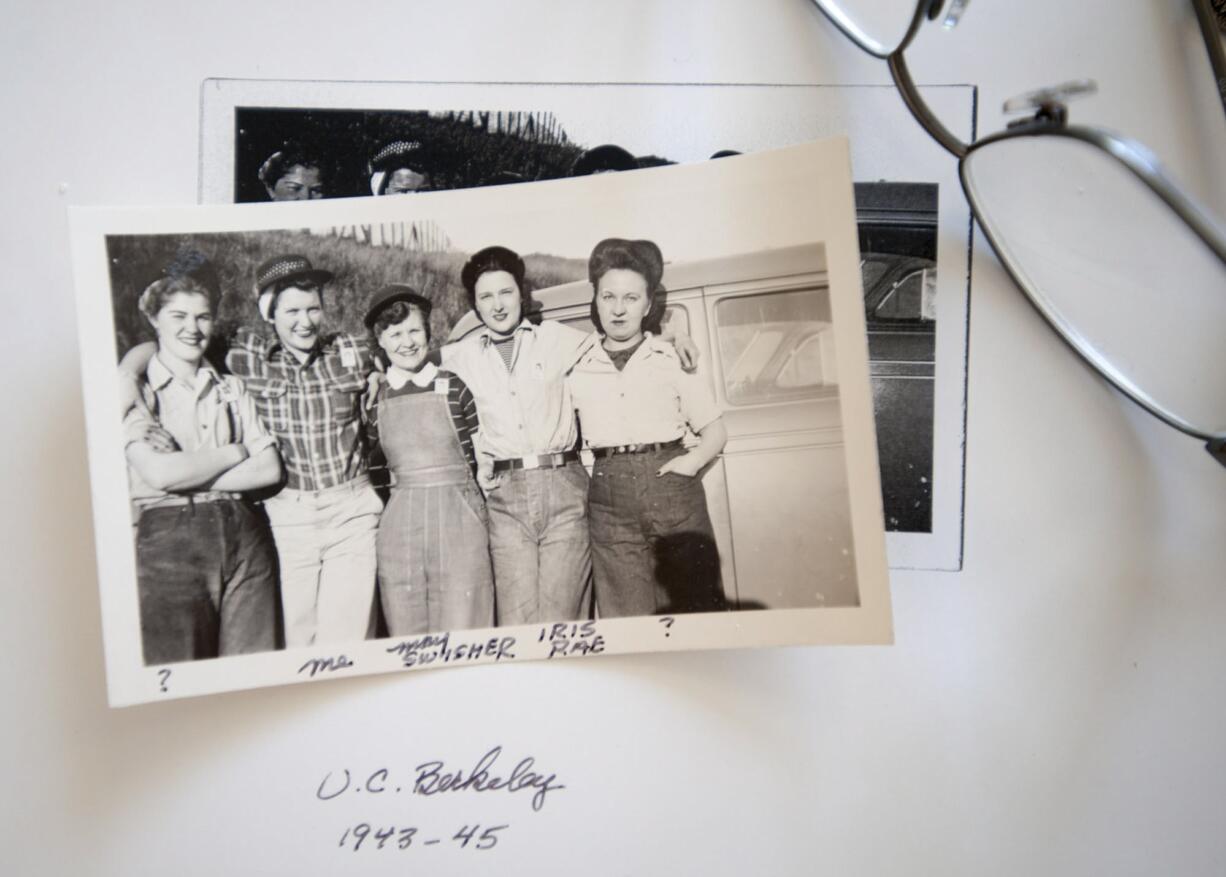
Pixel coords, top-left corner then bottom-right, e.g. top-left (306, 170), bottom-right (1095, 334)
top-left (226, 327), bottom-right (372, 491)
top-left (366, 362), bottom-right (481, 477)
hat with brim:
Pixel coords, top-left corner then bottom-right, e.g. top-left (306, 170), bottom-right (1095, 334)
top-left (255, 254), bottom-right (333, 297)
top-left (370, 140), bottom-right (428, 175)
top-left (364, 284), bottom-right (432, 330)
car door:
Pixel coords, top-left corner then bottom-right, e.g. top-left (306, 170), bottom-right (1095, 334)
top-left (702, 274), bottom-right (859, 609)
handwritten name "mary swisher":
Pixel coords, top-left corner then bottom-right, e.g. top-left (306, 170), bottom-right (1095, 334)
top-left (316, 747), bottom-right (565, 812)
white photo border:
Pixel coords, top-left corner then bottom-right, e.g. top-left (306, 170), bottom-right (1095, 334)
top-left (73, 140), bottom-right (891, 706)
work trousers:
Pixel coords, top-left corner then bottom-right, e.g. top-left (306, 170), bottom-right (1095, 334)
top-left (135, 499), bottom-right (279, 664)
top-left (588, 447), bottom-right (726, 618)
top-left (264, 476), bottom-right (381, 648)
top-left (486, 462), bottom-right (592, 625)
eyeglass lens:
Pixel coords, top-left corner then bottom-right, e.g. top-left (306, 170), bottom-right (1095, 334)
top-left (962, 134), bottom-right (1226, 436)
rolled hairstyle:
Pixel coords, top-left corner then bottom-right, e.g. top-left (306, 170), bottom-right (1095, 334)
top-left (138, 274), bottom-right (219, 323)
top-left (587, 238), bottom-right (667, 335)
top-left (138, 250), bottom-right (221, 322)
top-left (460, 245), bottom-right (531, 311)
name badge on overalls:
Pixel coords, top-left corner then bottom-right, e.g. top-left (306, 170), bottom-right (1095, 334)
top-left (340, 346), bottom-right (357, 368)
top-left (433, 378), bottom-right (449, 395)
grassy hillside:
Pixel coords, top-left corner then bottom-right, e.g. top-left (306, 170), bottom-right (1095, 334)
top-left (106, 229), bottom-right (587, 363)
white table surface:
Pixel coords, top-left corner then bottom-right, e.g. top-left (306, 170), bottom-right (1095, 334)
top-left (1, 1), bottom-right (1223, 873)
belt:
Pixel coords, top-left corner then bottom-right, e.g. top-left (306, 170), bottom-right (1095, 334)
top-left (492, 451), bottom-right (581, 473)
top-left (278, 474), bottom-right (372, 498)
top-left (589, 439), bottom-right (684, 459)
top-left (134, 491), bottom-right (243, 512)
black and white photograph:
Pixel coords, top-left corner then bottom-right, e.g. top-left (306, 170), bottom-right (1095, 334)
top-left (201, 80), bottom-right (972, 569)
top-left (72, 139), bottom-right (891, 705)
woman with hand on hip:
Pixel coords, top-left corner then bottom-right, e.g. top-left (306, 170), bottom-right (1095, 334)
top-left (567, 238), bottom-right (728, 618)
top-left (364, 286), bottom-right (494, 635)
top-left (123, 257), bottom-right (282, 664)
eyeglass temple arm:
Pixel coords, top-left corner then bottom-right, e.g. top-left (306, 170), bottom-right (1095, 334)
top-left (888, 51), bottom-right (970, 158)
top-left (1191, 0), bottom-right (1226, 119)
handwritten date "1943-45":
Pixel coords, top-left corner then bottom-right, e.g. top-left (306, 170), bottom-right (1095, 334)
top-left (339, 823), bottom-right (508, 852)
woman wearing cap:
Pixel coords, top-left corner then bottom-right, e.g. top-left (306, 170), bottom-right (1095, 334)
top-left (369, 140), bottom-right (432, 195)
top-left (567, 238), bottom-right (728, 618)
top-left (258, 143), bottom-right (327, 201)
top-left (364, 286), bottom-right (493, 635)
top-left (123, 258), bottom-right (282, 664)
top-left (228, 254), bottom-right (383, 647)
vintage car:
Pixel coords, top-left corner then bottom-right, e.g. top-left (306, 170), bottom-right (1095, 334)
top-left (445, 189), bottom-right (935, 610)
top-left (521, 244), bottom-right (858, 611)
top-left (857, 181), bottom-right (938, 533)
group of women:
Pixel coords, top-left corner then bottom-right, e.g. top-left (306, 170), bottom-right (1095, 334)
top-left (121, 239), bottom-right (727, 666)
top-left (255, 139), bottom-right (735, 202)
top-left (258, 140), bottom-right (435, 201)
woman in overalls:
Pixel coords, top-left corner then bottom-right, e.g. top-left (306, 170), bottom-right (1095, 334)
top-left (365, 285), bottom-right (495, 635)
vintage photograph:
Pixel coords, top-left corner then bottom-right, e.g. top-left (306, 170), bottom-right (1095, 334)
top-left (74, 140), bottom-right (892, 704)
top-left (201, 80), bottom-right (970, 569)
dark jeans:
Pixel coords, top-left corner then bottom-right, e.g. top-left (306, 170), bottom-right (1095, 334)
top-left (589, 447), bottom-right (726, 618)
top-left (135, 500), bottom-right (279, 665)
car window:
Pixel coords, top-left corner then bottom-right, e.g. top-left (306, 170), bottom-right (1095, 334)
top-left (860, 258), bottom-right (889, 295)
top-left (714, 289), bottom-right (833, 405)
top-left (873, 267), bottom-right (936, 322)
top-left (776, 332), bottom-right (829, 389)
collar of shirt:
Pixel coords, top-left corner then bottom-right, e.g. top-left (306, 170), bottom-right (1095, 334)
top-left (581, 332), bottom-right (668, 369)
top-left (146, 353), bottom-right (221, 397)
top-left (264, 331), bottom-right (335, 367)
top-left (387, 361), bottom-right (438, 390)
top-left (477, 319), bottom-right (535, 348)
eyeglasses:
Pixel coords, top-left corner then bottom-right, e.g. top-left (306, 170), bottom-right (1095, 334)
top-left (809, 0), bottom-right (1226, 467)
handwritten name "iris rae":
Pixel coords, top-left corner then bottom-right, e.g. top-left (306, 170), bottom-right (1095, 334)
top-left (413, 746), bottom-right (565, 812)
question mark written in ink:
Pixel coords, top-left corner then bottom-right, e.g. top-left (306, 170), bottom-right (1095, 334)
top-left (157, 668), bottom-right (171, 693)
top-left (658, 617), bottom-right (675, 638)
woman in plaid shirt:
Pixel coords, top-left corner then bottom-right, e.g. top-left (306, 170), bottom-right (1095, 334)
top-left (122, 253), bottom-right (382, 648)
top-left (225, 254), bottom-right (382, 647)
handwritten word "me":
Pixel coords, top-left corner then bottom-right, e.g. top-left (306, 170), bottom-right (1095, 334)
top-left (298, 654), bottom-right (354, 678)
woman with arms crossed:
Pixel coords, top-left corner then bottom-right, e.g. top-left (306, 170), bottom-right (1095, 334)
top-left (567, 238), bottom-right (728, 617)
top-left (124, 259), bottom-right (282, 663)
